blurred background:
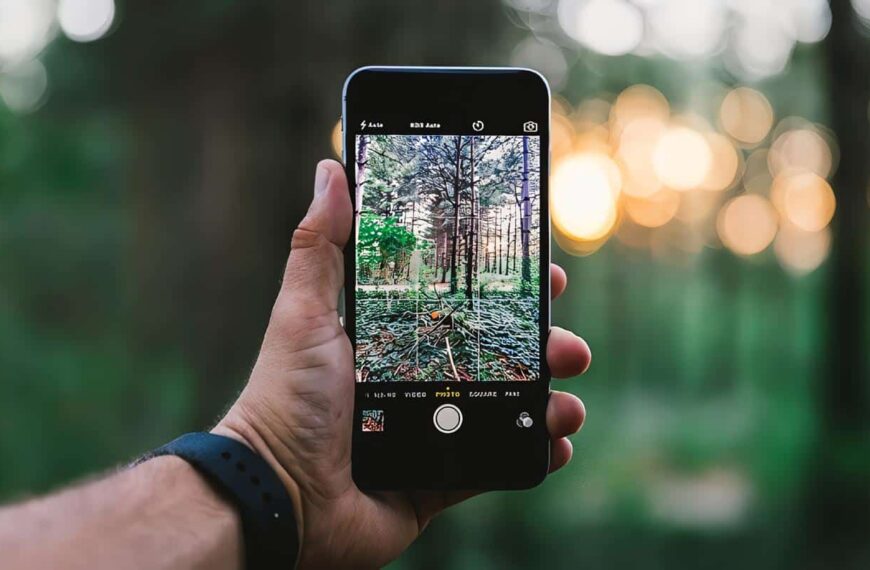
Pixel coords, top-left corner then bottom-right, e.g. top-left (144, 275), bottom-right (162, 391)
top-left (1, 0), bottom-right (868, 568)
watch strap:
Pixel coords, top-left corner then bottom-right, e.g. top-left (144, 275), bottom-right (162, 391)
top-left (139, 432), bottom-right (300, 569)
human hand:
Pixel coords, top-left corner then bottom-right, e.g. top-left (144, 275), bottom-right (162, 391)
top-left (214, 160), bottom-right (592, 569)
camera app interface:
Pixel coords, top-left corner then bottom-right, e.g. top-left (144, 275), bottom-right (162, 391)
top-left (353, 134), bottom-right (542, 384)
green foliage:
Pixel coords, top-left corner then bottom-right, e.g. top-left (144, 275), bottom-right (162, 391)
top-left (357, 213), bottom-right (416, 283)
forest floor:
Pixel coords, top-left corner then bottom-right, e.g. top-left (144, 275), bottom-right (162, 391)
top-left (355, 294), bottom-right (539, 382)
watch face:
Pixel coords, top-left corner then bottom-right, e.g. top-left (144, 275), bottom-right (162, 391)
top-left (345, 67), bottom-right (551, 490)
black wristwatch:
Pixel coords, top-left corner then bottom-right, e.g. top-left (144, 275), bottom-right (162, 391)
top-left (137, 432), bottom-right (300, 569)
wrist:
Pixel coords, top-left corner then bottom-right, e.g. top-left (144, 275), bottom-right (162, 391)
top-left (135, 456), bottom-right (243, 569)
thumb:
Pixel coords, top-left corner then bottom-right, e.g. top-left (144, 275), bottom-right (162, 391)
top-left (280, 160), bottom-right (352, 310)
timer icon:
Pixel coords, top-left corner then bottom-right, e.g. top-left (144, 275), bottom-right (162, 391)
top-left (472, 120), bottom-right (485, 132)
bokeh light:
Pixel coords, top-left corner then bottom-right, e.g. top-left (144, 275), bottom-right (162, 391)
top-left (648, 0), bottom-right (726, 60)
top-left (717, 194), bottom-right (778, 256)
top-left (770, 172), bottom-right (836, 232)
top-left (625, 190), bottom-right (680, 228)
top-left (774, 223), bottom-right (831, 275)
top-left (855, 0), bottom-right (870, 25)
top-left (0, 58), bottom-right (47, 113)
top-left (610, 84), bottom-right (670, 132)
top-left (331, 119), bottom-right (343, 159)
top-left (0, 0), bottom-right (55, 66)
top-left (551, 153), bottom-right (621, 242)
top-left (653, 126), bottom-right (712, 190)
top-left (742, 148), bottom-right (773, 195)
top-left (511, 37), bottom-right (568, 90)
top-left (558, 0), bottom-right (643, 56)
top-left (701, 132), bottom-right (741, 191)
top-left (58, 0), bottom-right (116, 43)
top-left (551, 111), bottom-right (576, 161)
top-left (676, 189), bottom-right (723, 225)
top-left (617, 117), bottom-right (666, 197)
top-left (719, 87), bottom-right (774, 146)
top-left (768, 126), bottom-right (833, 178)
top-left (728, 11), bottom-right (795, 79)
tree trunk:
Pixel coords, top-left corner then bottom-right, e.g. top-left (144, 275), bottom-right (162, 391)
top-left (355, 135), bottom-right (368, 247)
top-left (520, 136), bottom-right (532, 289)
top-left (498, 210), bottom-right (504, 274)
top-left (465, 137), bottom-right (476, 298)
top-left (406, 198), bottom-right (416, 280)
top-left (511, 205), bottom-right (518, 274)
top-left (449, 136), bottom-right (462, 295)
top-left (797, 2), bottom-right (870, 567)
top-left (441, 232), bottom-right (449, 284)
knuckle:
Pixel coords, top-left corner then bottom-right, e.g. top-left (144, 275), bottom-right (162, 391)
top-left (290, 225), bottom-right (325, 251)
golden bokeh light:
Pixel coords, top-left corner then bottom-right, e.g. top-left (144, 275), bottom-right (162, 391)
top-left (718, 87), bottom-right (774, 146)
top-left (717, 194), bottom-right (778, 256)
top-left (610, 85), bottom-right (670, 133)
top-left (624, 190), bottom-right (680, 228)
top-left (676, 189), bottom-right (723, 225)
top-left (701, 132), bottom-right (741, 192)
top-left (653, 126), bottom-right (712, 190)
top-left (554, 229), bottom-right (611, 256)
top-left (742, 148), bottom-right (772, 195)
top-left (552, 112), bottom-right (576, 161)
top-left (552, 95), bottom-right (572, 118)
top-left (574, 98), bottom-right (611, 130)
top-left (501, 87), bottom-right (839, 270)
top-left (331, 119), bottom-right (343, 158)
top-left (774, 224), bottom-right (831, 275)
top-left (574, 124), bottom-right (612, 154)
top-left (768, 127), bottom-right (833, 178)
top-left (770, 172), bottom-right (836, 232)
top-left (551, 153), bottom-right (622, 242)
top-left (616, 117), bottom-right (666, 197)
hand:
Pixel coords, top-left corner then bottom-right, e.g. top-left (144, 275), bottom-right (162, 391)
top-left (214, 160), bottom-right (592, 569)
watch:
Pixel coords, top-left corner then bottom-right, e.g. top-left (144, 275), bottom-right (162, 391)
top-left (138, 432), bottom-right (300, 569)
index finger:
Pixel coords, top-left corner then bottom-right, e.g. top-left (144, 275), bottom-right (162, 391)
top-left (551, 263), bottom-right (567, 300)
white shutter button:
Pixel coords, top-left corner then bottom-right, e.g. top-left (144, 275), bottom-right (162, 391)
top-left (433, 404), bottom-right (463, 434)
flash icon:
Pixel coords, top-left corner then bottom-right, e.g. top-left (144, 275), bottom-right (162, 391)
top-left (360, 120), bottom-right (367, 130)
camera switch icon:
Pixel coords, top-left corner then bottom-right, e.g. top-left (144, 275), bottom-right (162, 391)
top-left (516, 412), bottom-right (534, 428)
top-left (523, 121), bottom-right (538, 133)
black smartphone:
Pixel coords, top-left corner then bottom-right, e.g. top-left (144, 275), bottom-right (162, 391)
top-left (342, 67), bottom-right (550, 490)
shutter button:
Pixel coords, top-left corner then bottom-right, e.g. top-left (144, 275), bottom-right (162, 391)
top-left (433, 404), bottom-right (463, 434)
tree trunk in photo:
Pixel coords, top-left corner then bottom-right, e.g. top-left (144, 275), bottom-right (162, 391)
top-left (465, 136), bottom-right (476, 299)
top-left (441, 232), bottom-right (449, 284)
top-left (497, 210), bottom-right (503, 274)
top-left (797, 2), bottom-right (870, 567)
top-left (485, 209), bottom-right (492, 273)
top-left (449, 136), bottom-right (462, 295)
top-left (506, 206), bottom-right (513, 275)
top-left (355, 135), bottom-right (368, 246)
top-left (520, 136), bottom-right (532, 289)
top-left (511, 205), bottom-right (518, 274)
top-left (406, 198), bottom-right (416, 280)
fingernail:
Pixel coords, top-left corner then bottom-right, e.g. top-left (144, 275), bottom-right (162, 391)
top-left (314, 162), bottom-right (331, 196)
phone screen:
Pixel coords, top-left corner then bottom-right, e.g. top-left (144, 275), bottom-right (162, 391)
top-left (344, 68), bottom-right (550, 490)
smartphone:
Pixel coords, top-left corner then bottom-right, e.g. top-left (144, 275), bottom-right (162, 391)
top-left (343, 67), bottom-right (550, 490)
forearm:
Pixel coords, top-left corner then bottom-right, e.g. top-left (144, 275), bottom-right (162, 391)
top-left (0, 457), bottom-right (242, 570)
